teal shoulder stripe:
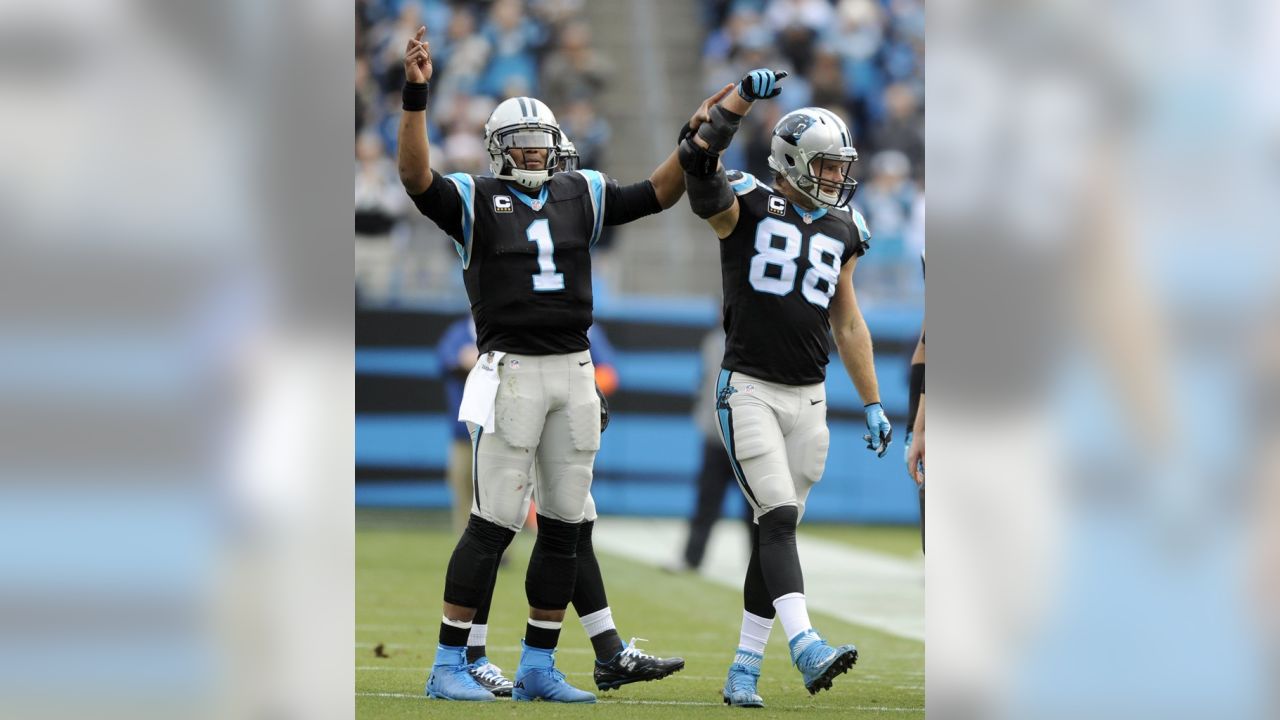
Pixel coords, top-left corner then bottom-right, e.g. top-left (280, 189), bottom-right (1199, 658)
top-left (729, 171), bottom-right (757, 196)
top-left (576, 169), bottom-right (607, 247)
top-left (851, 208), bottom-right (871, 245)
top-left (444, 173), bottom-right (476, 267)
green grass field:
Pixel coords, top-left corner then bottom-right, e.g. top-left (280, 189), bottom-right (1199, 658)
top-left (356, 509), bottom-right (923, 719)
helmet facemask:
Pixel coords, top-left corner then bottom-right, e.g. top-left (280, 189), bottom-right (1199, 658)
top-left (488, 122), bottom-right (561, 189)
top-left (802, 151), bottom-right (859, 208)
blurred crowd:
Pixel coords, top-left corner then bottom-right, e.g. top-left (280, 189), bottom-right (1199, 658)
top-left (700, 0), bottom-right (926, 295)
top-left (355, 0), bottom-right (612, 304)
top-left (355, 0), bottom-right (925, 304)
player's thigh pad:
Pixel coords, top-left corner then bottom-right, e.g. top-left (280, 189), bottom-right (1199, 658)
top-left (470, 422), bottom-right (537, 531)
top-left (785, 421), bottom-right (830, 522)
top-left (565, 355), bottom-right (602, 453)
top-left (493, 358), bottom-right (548, 450)
top-left (724, 395), bottom-right (794, 514)
top-left (531, 404), bottom-right (595, 523)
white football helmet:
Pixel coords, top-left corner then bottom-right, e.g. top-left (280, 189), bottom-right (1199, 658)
top-left (484, 96), bottom-right (562, 189)
top-left (766, 107), bottom-right (859, 208)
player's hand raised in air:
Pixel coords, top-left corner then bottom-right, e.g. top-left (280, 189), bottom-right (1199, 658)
top-left (863, 402), bottom-right (893, 458)
top-left (687, 83), bottom-right (736, 134)
top-left (404, 26), bottom-right (433, 83)
top-left (738, 68), bottom-right (788, 102)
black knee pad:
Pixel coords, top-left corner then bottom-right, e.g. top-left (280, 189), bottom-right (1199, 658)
top-left (443, 516), bottom-right (516, 608)
top-left (757, 506), bottom-right (804, 598)
top-left (525, 516), bottom-right (581, 610)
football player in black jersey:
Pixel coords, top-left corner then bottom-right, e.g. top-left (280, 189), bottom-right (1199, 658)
top-left (443, 137), bottom-right (688, 699)
top-left (677, 69), bottom-right (893, 705)
top-left (397, 26), bottom-right (729, 703)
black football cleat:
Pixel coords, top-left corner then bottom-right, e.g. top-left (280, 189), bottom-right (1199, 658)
top-left (593, 638), bottom-right (685, 691)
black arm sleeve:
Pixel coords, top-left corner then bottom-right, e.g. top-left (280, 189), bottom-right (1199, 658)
top-left (907, 362), bottom-right (925, 429)
top-left (602, 178), bottom-right (662, 226)
top-left (408, 170), bottom-right (464, 241)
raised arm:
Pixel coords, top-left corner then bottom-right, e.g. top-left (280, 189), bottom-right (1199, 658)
top-left (397, 26), bottom-right (435, 195)
top-left (678, 69), bottom-right (787, 238)
top-left (642, 84), bottom-right (737, 209)
top-left (829, 258), bottom-right (893, 456)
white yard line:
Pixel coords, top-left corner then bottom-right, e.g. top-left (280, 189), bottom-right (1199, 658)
top-left (354, 691), bottom-right (921, 711)
top-left (592, 518), bottom-right (925, 642)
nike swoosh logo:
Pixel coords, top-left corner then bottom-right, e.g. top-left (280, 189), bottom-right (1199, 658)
top-left (810, 399), bottom-right (824, 405)
top-left (578, 360), bottom-right (592, 366)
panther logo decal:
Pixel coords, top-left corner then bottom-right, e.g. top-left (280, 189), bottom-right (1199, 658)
top-left (775, 113), bottom-right (816, 146)
top-left (716, 384), bottom-right (738, 410)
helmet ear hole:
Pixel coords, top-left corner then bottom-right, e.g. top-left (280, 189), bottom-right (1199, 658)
top-left (785, 155), bottom-right (796, 167)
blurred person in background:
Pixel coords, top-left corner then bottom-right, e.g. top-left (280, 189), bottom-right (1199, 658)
top-left (540, 20), bottom-right (613, 111)
top-left (436, 316), bottom-right (480, 536)
top-left (870, 83), bottom-right (923, 184)
top-left (667, 324), bottom-right (753, 574)
top-left (478, 0), bottom-right (546, 99)
top-left (905, 251), bottom-right (925, 550)
top-left (354, 132), bottom-right (409, 303)
top-left (398, 28), bottom-right (724, 702)
top-left (678, 68), bottom-right (891, 705)
top-left (855, 149), bottom-right (919, 295)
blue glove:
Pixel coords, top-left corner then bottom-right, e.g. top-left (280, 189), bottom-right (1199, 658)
top-left (863, 402), bottom-right (892, 457)
top-left (738, 68), bottom-right (788, 101)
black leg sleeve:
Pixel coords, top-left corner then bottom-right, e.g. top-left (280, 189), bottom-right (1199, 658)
top-left (570, 520), bottom-right (610, 616)
top-left (743, 522), bottom-right (775, 618)
top-left (756, 505), bottom-right (804, 600)
top-left (525, 516), bottom-right (581, 611)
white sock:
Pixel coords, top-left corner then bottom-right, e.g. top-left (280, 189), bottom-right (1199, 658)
top-left (772, 592), bottom-right (812, 641)
top-left (442, 615), bottom-right (473, 630)
top-left (738, 610), bottom-right (774, 655)
top-left (527, 618), bottom-right (562, 630)
top-left (579, 607), bottom-right (615, 638)
top-left (468, 623), bottom-right (488, 647)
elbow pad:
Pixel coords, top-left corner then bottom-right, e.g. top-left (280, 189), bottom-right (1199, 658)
top-left (678, 136), bottom-right (720, 177)
top-left (695, 105), bottom-right (743, 154)
top-left (686, 166), bottom-right (735, 219)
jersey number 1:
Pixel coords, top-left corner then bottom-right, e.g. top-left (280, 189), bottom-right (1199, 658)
top-left (526, 219), bottom-right (565, 292)
top-left (748, 218), bottom-right (844, 308)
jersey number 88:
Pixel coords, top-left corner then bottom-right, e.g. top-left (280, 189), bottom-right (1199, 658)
top-left (748, 218), bottom-right (844, 308)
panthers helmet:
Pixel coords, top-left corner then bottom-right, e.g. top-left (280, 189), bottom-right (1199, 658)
top-left (767, 107), bottom-right (859, 208)
top-left (558, 137), bottom-right (580, 172)
top-left (484, 96), bottom-right (562, 189)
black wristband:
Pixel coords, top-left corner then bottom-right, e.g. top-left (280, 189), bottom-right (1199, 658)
top-left (402, 82), bottom-right (429, 112)
top-left (677, 121), bottom-right (694, 146)
top-left (907, 362), bottom-right (925, 429)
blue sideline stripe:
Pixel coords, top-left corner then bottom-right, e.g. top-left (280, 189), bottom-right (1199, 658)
top-left (355, 349), bottom-right (441, 377)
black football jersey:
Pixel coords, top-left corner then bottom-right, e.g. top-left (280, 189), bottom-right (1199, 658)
top-left (412, 169), bottom-right (612, 355)
top-left (719, 170), bottom-right (871, 385)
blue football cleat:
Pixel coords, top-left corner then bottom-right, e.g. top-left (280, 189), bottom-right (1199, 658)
top-left (513, 642), bottom-right (596, 703)
top-left (722, 655), bottom-right (765, 708)
top-left (425, 644), bottom-right (496, 701)
top-left (789, 629), bottom-right (858, 695)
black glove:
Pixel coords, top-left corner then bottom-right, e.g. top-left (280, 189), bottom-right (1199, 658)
top-left (738, 68), bottom-right (788, 101)
top-left (598, 385), bottom-right (610, 434)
